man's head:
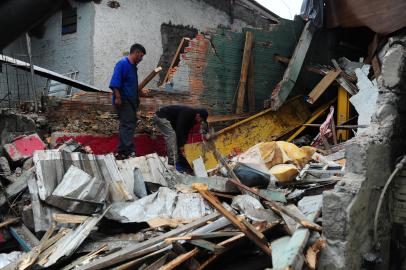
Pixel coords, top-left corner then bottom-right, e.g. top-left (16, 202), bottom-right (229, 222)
top-left (128, 43), bottom-right (146, 64)
top-left (195, 108), bottom-right (208, 123)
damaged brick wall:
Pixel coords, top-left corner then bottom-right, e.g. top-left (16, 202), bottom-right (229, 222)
top-left (163, 19), bottom-right (304, 115)
top-left (157, 23), bottom-right (198, 85)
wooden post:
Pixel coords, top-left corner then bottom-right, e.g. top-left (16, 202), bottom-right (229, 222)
top-left (236, 31), bottom-right (253, 114)
top-left (337, 86), bottom-right (349, 141)
top-left (247, 53), bottom-right (255, 112)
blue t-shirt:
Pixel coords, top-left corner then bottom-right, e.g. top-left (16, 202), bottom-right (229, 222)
top-left (109, 57), bottom-right (139, 106)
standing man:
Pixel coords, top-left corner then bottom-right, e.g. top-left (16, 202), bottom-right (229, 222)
top-left (110, 43), bottom-right (149, 160)
top-left (154, 105), bottom-right (208, 171)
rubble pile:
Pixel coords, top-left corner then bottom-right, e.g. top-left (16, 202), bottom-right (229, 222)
top-left (0, 125), bottom-right (346, 269)
top-left (50, 109), bottom-right (154, 136)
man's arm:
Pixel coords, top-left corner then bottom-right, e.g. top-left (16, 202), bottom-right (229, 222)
top-left (109, 62), bottom-right (123, 106)
top-left (113, 88), bottom-right (122, 106)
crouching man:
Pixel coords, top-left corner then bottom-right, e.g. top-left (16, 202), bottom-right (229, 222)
top-left (153, 105), bottom-right (208, 171)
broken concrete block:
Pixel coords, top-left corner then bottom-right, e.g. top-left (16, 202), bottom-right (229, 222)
top-left (22, 158), bottom-right (33, 171)
top-left (4, 134), bottom-right (46, 163)
top-left (0, 157), bottom-right (11, 176)
top-left (5, 167), bottom-right (34, 198)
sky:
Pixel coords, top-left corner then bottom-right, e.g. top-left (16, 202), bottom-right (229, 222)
top-left (255, 0), bottom-right (303, 20)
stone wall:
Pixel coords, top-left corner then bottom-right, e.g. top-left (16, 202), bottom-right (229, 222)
top-left (319, 35), bottom-right (406, 270)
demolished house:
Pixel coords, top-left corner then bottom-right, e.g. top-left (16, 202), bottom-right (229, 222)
top-left (0, 0), bottom-right (406, 269)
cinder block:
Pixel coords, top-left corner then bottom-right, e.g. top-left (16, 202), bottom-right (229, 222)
top-left (4, 134), bottom-right (46, 163)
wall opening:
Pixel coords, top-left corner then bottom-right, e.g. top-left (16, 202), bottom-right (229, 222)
top-left (61, 7), bottom-right (77, 35)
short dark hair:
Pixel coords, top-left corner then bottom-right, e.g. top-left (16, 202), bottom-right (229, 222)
top-left (196, 108), bottom-right (208, 121)
top-left (130, 43), bottom-right (146, 54)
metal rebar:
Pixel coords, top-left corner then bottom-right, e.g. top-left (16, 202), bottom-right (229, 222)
top-left (25, 33), bottom-right (39, 111)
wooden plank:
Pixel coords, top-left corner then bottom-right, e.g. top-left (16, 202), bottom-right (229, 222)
top-left (247, 53), bottom-right (255, 112)
top-left (236, 31), bottom-right (253, 114)
top-left (162, 38), bottom-right (189, 84)
top-left (138, 67), bottom-right (162, 90)
top-left (166, 231), bottom-right (240, 242)
top-left (159, 248), bottom-right (199, 270)
top-left (53, 213), bottom-right (89, 224)
top-left (269, 21), bottom-right (314, 110)
top-left (193, 185), bottom-right (272, 256)
top-left (76, 212), bottom-right (220, 270)
top-left (306, 70), bottom-right (341, 104)
top-left (287, 98), bottom-right (336, 142)
top-left (274, 55), bottom-right (327, 76)
top-left (0, 217), bottom-right (20, 228)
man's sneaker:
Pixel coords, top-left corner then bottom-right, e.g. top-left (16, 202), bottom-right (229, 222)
top-left (127, 152), bottom-right (136, 158)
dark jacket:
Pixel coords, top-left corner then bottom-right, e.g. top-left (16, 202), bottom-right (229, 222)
top-left (156, 105), bottom-right (208, 147)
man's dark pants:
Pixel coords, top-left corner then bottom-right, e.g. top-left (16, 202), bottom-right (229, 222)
top-left (116, 100), bottom-right (137, 156)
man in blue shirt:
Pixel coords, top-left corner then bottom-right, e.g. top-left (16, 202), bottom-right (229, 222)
top-left (109, 43), bottom-right (149, 159)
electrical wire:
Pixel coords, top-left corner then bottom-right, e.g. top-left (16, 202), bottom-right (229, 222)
top-left (373, 155), bottom-right (406, 248)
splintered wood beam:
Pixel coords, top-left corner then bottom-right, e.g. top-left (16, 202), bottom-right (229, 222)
top-left (269, 21), bottom-right (314, 110)
top-left (0, 217), bottom-right (20, 229)
top-left (236, 31), bottom-right (253, 114)
top-left (306, 70), bottom-right (341, 104)
top-left (193, 185), bottom-right (272, 257)
top-left (138, 66), bottom-right (162, 90)
top-left (162, 37), bottom-right (190, 84)
top-left (247, 53), bottom-right (255, 112)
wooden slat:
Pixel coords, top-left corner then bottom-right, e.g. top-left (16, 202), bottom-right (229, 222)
top-left (247, 53), bottom-right (255, 112)
top-left (306, 70), bottom-right (341, 104)
top-left (236, 31), bottom-right (253, 114)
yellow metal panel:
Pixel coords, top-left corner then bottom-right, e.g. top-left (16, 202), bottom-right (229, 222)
top-left (337, 86), bottom-right (349, 141)
top-left (185, 97), bottom-right (311, 170)
top-left (286, 98), bottom-right (336, 142)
